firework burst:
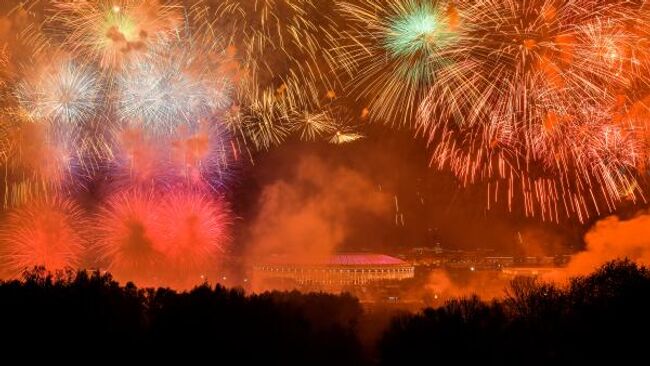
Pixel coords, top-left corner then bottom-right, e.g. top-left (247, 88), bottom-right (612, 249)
top-left (49, 0), bottom-right (182, 70)
top-left (117, 36), bottom-right (233, 135)
top-left (93, 189), bottom-right (164, 285)
top-left (212, 0), bottom-right (344, 148)
top-left (15, 57), bottom-right (102, 126)
top-left (414, 0), bottom-right (649, 221)
top-left (335, 0), bottom-right (462, 126)
top-left (291, 110), bottom-right (338, 142)
top-left (0, 197), bottom-right (86, 277)
top-left (156, 191), bottom-right (231, 285)
top-left (226, 88), bottom-right (292, 150)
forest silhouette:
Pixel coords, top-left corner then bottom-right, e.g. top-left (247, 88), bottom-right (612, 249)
top-left (0, 259), bottom-right (648, 364)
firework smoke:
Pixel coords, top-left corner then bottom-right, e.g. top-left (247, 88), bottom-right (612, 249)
top-left (245, 155), bottom-right (390, 290)
top-left (545, 211), bottom-right (650, 281)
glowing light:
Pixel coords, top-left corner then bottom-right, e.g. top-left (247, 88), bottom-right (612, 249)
top-left (329, 130), bottom-right (365, 145)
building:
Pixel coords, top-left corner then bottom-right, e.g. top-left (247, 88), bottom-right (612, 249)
top-left (252, 253), bottom-right (415, 287)
top-left (500, 267), bottom-right (558, 279)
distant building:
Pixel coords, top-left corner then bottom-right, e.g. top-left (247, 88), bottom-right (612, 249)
top-left (500, 267), bottom-right (558, 279)
top-left (398, 245), bottom-right (573, 271)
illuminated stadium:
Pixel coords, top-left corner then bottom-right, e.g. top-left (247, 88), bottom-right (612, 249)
top-left (253, 253), bottom-right (415, 286)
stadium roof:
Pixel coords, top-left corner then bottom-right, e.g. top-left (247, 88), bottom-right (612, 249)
top-left (258, 253), bottom-right (409, 267)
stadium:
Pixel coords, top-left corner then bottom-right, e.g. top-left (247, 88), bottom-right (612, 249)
top-left (252, 253), bottom-right (415, 287)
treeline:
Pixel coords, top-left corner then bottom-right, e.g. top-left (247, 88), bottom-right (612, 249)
top-left (1, 260), bottom-right (649, 364)
top-left (381, 259), bottom-right (650, 365)
top-left (0, 268), bottom-right (363, 363)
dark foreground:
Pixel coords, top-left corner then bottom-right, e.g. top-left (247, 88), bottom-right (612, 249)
top-left (1, 260), bottom-right (649, 364)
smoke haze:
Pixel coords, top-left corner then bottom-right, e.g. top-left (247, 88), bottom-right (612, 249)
top-left (244, 155), bottom-right (390, 270)
top-left (546, 211), bottom-right (650, 280)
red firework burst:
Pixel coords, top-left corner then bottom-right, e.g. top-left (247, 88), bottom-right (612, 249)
top-left (0, 197), bottom-right (86, 278)
top-left (157, 191), bottom-right (231, 286)
top-left (93, 189), bottom-right (165, 286)
top-left (93, 189), bottom-right (231, 288)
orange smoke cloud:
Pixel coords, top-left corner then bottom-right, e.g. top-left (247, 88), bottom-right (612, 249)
top-left (246, 155), bottom-right (390, 288)
top-left (411, 269), bottom-right (509, 305)
top-left (548, 212), bottom-right (650, 280)
top-left (421, 212), bottom-right (650, 300)
top-left (117, 128), bottom-right (160, 176)
top-left (410, 212), bottom-right (650, 303)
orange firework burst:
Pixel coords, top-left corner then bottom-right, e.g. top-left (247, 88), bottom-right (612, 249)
top-left (0, 197), bottom-right (86, 277)
top-left (49, 0), bottom-right (182, 70)
top-left (212, 0), bottom-right (350, 149)
top-left (413, 0), bottom-right (649, 221)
